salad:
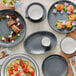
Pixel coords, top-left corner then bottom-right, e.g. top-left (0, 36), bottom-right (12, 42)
top-left (53, 2), bottom-right (76, 30)
top-left (6, 59), bottom-right (35, 76)
top-left (0, 14), bottom-right (23, 43)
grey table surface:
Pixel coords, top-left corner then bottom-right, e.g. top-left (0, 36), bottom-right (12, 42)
top-left (1, 0), bottom-right (74, 76)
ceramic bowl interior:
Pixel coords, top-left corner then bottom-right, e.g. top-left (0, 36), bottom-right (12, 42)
top-left (28, 4), bottom-right (44, 20)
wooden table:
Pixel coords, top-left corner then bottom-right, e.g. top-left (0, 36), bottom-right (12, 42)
top-left (60, 30), bottom-right (76, 76)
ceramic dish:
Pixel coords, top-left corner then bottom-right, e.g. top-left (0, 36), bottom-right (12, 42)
top-left (1, 53), bottom-right (39, 76)
top-left (24, 31), bottom-right (57, 54)
top-left (48, 0), bottom-right (76, 34)
top-left (26, 3), bottom-right (46, 22)
top-left (0, 9), bottom-right (26, 47)
top-left (60, 37), bottom-right (76, 54)
top-left (3, 0), bottom-right (24, 8)
top-left (42, 54), bottom-right (68, 76)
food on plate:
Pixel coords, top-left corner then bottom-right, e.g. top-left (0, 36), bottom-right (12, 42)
top-left (56, 4), bottom-right (64, 11)
top-left (68, 14), bottom-right (76, 21)
top-left (53, 9), bottom-right (57, 14)
top-left (65, 21), bottom-right (72, 29)
top-left (3, 0), bottom-right (24, 7)
top-left (67, 5), bottom-right (74, 13)
top-left (11, 25), bottom-right (20, 33)
top-left (56, 21), bottom-right (63, 29)
top-left (53, 2), bottom-right (74, 14)
top-left (72, 21), bottom-right (76, 26)
top-left (6, 59), bottom-right (35, 76)
top-left (53, 2), bottom-right (76, 31)
top-left (55, 20), bottom-right (73, 30)
top-left (64, 2), bottom-right (69, 7)
top-left (74, 9), bottom-right (76, 14)
top-left (7, 19), bottom-right (16, 27)
top-left (0, 14), bottom-right (23, 43)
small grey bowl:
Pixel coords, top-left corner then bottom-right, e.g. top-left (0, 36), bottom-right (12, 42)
top-left (26, 3), bottom-right (46, 22)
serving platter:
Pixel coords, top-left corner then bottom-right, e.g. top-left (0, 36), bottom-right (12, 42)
top-left (42, 54), bottom-right (68, 76)
top-left (48, 0), bottom-right (76, 34)
top-left (1, 54), bottom-right (39, 76)
top-left (24, 31), bottom-right (57, 54)
top-left (0, 9), bottom-right (26, 47)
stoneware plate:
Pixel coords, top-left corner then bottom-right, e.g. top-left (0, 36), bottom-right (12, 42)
top-left (48, 0), bottom-right (76, 34)
top-left (0, 9), bottom-right (26, 47)
top-left (26, 3), bottom-right (46, 22)
top-left (24, 31), bottom-right (57, 54)
top-left (42, 54), bottom-right (68, 76)
top-left (1, 53), bottom-right (39, 76)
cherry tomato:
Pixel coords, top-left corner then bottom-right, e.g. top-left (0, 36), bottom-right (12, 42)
top-left (16, 72), bottom-right (21, 76)
top-left (8, 70), bottom-right (13, 75)
top-left (31, 72), bottom-right (34, 76)
top-left (26, 69), bottom-right (29, 73)
top-left (23, 67), bottom-right (27, 72)
top-left (13, 64), bottom-right (18, 71)
top-left (21, 64), bottom-right (25, 68)
top-left (20, 61), bottom-right (23, 65)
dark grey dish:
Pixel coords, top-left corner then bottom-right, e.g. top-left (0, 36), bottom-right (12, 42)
top-left (48, 0), bottom-right (76, 34)
top-left (24, 31), bottom-right (57, 54)
top-left (0, 9), bottom-right (26, 47)
top-left (1, 53), bottom-right (39, 76)
top-left (26, 3), bottom-right (46, 22)
top-left (42, 54), bottom-right (68, 76)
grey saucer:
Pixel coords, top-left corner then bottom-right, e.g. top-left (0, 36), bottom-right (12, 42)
top-left (26, 3), bottom-right (46, 22)
top-left (0, 9), bottom-right (26, 47)
top-left (24, 31), bottom-right (57, 54)
top-left (48, 0), bottom-right (76, 34)
top-left (42, 54), bottom-right (68, 76)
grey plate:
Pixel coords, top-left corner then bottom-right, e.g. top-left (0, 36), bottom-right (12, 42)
top-left (42, 54), bottom-right (68, 76)
top-left (1, 53), bottom-right (39, 76)
top-left (0, 9), bottom-right (26, 47)
top-left (26, 3), bottom-right (46, 22)
top-left (48, 1), bottom-right (76, 34)
top-left (24, 31), bottom-right (57, 54)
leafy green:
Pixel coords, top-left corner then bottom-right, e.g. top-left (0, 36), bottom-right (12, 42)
top-left (63, 25), bottom-right (66, 28)
top-left (68, 18), bottom-right (71, 21)
top-left (12, 34), bottom-right (19, 39)
top-left (67, 25), bottom-right (73, 30)
top-left (3, 0), bottom-right (7, 4)
top-left (64, 7), bottom-right (67, 12)
top-left (55, 23), bottom-right (57, 26)
top-left (0, 36), bottom-right (2, 39)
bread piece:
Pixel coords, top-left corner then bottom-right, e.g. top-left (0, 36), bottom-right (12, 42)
top-left (11, 25), bottom-right (20, 33)
top-left (7, 20), bottom-right (16, 27)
